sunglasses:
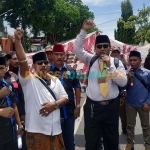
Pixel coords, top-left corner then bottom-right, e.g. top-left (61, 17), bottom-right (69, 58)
top-left (36, 60), bottom-right (49, 65)
top-left (96, 44), bottom-right (109, 49)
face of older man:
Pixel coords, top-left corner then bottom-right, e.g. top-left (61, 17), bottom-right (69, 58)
top-left (32, 60), bottom-right (49, 77)
top-left (52, 52), bottom-right (66, 67)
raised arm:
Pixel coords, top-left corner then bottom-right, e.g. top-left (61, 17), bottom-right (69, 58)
top-left (74, 20), bottom-right (95, 66)
top-left (3, 35), bottom-right (13, 54)
top-left (14, 29), bottom-right (29, 78)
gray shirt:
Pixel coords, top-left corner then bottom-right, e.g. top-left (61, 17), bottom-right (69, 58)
top-left (74, 30), bottom-right (127, 101)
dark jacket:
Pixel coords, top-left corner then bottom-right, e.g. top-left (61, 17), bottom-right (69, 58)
top-left (4, 71), bottom-right (25, 117)
top-left (144, 52), bottom-right (150, 70)
top-left (0, 79), bottom-right (17, 145)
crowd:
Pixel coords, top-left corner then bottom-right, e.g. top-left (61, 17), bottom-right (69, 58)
top-left (0, 19), bottom-right (150, 150)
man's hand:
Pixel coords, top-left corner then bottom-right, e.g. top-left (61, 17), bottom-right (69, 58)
top-left (7, 34), bottom-right (14, 41)
top-left (0, 87), bottom-right (10, 98)
top-left (20, 115), bottom-right (25, 122)
top-left (17, 128), bottom-right (24, 136)
top-left (0, 107), bottom-right (14, 118)
top-left (143, 103), bottom-right (150, 112)
top-left (119, 97), bottom-right (125, 106)
top-left (82, 19), bottom-right (95, 32)
top-left (128, 70), bottom-right (134, 80)
top-left (74, 107), bottom-right (80, 119)
top-left (39, 102), bottom-right (55, 117)
top-left (101, 54), bottom-right (111, 67)
top-left (14, 29), bottom-right (24, 41)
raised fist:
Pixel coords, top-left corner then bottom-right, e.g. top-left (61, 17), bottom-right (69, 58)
top-left (14, 28), bottom-right (24, 41)
top-left (82, 19), bottom-right (95, 32)
top-left (7, 34), bottom-right (14, 41)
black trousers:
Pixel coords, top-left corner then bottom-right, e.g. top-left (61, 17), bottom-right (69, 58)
top-left (84, 97), bottom-right (119, 150)
top-left (0, 139), bottom-right (17, 150)
top-left (119, 100), bottom-right (127, 131)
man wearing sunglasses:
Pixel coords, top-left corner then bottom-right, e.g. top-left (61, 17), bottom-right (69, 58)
top-left (14, 29), bottom-right (68, 150)
top-left (74, 19), bottom-right (127, 150)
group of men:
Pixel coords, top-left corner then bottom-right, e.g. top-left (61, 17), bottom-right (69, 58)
top-left (0, 19), bottom-right (150, 150)
top-left (0, 28), bottom-right (81, 150)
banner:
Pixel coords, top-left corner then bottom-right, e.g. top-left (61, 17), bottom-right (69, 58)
top-left (26, 32), bottom-right (148, 86)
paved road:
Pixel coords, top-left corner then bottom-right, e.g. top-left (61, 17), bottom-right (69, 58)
top-left (75, 93), bottom-right (145, 150)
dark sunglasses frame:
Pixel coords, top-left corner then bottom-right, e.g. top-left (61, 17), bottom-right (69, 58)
top-left (96, 44), bottom-right (109, 49)
top-left (36, 60), bottom-right (49, 65)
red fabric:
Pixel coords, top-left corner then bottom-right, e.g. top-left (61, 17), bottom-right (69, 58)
top-left (52, 44), bottom-right (65, 52)
top-left (12, 82), bottom-right (18, 88)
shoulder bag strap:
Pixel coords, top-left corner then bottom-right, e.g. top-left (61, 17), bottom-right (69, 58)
top-left (38, 78), bottom-right (56, 100)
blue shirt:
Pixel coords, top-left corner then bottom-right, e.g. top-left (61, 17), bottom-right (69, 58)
top-left (49, 64), bottom-right (81, 116)
top-left (0, 78), bottom-right (18, 144)
top-left (126, 67), bottom-right (150, 107)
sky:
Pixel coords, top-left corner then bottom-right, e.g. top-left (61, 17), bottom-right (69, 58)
top-left (82, 0), bottom-right (150, 39)
top-left (4, 0), bottom-right (150, 39)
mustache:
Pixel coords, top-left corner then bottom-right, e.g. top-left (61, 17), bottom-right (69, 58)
top-left (57, 59), bottom-right (62, 61)
top-left (40, 68), bottom-right (46, 71)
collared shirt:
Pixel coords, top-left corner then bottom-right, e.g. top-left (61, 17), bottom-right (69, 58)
top-left (0, 78), bottom-right (18, 145)
top-left (48, 64), bottom-right (81, 116)
top-left (74, 30), bottom-right (127, 101)
top-left (19, 72), bottom-right (68, 136)
top-left (125, 67), bottom-right (150, 107)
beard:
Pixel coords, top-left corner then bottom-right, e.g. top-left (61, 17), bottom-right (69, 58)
top-left (39, 70), bottom-right (47, 79)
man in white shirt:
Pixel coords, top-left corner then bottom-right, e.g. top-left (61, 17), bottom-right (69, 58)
top-left (14, 29), bottom-right (68, 150)
top-left (74, 19), bottom-right (127, 150)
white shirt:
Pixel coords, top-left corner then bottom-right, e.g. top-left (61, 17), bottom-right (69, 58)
top-left (74, 30), bottom-right (127, 101)
top-left (19, 73), bottom-right (68, 136)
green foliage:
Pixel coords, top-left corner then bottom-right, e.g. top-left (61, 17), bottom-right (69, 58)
top-left (121, 0), bottom-right (133, 22)
top-left (115, 0), bottom-right (135, 44)
top-left (125, 6), bottom-right (150, 44)
top-left (0, 0), bottom-right (94, 50)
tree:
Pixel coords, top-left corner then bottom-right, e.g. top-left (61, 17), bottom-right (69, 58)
top-left (115, 0), bottom-right (135, 44)
top-left (0, 0), bottom-right (55, 51)
top-left (126, 6), bottom-right (150, 44)
top-left (0, 0), bottom-right (94, 50)
top-left (30, 0), bottom-right (94, 44)
top-left (121, 0), bottom-right (133, 22)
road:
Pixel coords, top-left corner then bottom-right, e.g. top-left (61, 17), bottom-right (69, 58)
top-left (74, 92), bottom-right (145, 150)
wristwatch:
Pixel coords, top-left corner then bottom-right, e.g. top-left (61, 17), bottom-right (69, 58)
top-left (76, 105), bottom-right (81, 109)
top-left (55, 101), bottom-right (59, 109)
top-left (18, 125), bottom-right (24, 129)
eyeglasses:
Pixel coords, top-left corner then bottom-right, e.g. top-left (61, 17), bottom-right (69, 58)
top-left (96, 44), bottom-right (109, 49)
top-left (36, 60), bottom-right (49, 65)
